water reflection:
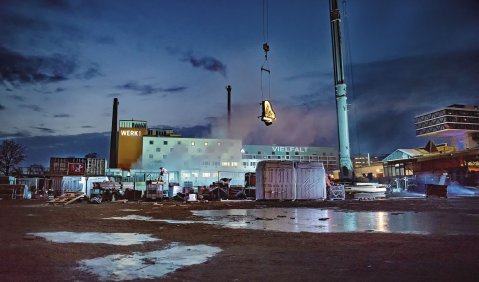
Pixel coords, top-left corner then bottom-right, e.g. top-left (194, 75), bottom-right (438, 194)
top-left (78, 243), bottom-right (222, 281)
top-left (30, 231), bottom-right (160, 245)
top-left (191, 208), bottom-right (479, 235)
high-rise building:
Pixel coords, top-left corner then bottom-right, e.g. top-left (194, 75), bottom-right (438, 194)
top-left (415, 104), bottom-right (479, 150)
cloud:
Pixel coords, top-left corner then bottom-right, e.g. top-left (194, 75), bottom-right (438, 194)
top-left (283, 71), bottom-right (328, 81)
top-left (53, 113), bottom-right (71, 118)
top-left (14, 132), bottom-right (111, 166)
top-left (21, 104), bottom-right (43, 112)
top-left (163, 86), bottom-right (188, 93)
top-left (117, 81), bottom-right (188, 96)
top-left (0, 46), bottom-right (76, 86)
top-left (78, 63), bottom-right (102, 80)
top-left (8, 95), bottom-right (24, 101)
top-left (95, 36), bottom-right (116, 45)
top-left (0, 104), bottom-right (5, 110)
top-left (39, 0), bottom-right (70, 10)
top-left (346, 49), bottom-right (479, 154)
top-left (31, 126), bottom-right (55, 134)
top-left (167, 47), bottom-right (227, 77)
top-left (182, 53), bottom-right (227, 77)
top-left (0, 130), bottom-right (30, 139)
top-left (81, 125), bottom-right (93, 128)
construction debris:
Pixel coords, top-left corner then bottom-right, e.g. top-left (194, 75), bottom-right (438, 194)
top-left (47, 192), bottom-right (84, 206)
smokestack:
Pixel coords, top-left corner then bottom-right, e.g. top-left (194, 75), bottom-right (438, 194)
top-left (226, 85), bottom-right (232, 136)
top-left (109, 98), bottom-right (119, 168)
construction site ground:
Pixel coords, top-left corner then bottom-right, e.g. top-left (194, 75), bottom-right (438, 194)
top-left (1, 197), bottom-right (478, 281)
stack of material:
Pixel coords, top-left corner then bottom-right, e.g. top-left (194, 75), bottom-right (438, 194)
top-left (47, 192), bottom-right (84, 206)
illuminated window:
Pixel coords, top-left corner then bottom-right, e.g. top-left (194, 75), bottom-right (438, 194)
top-left (202, 172), bottom-right (211, 177)
top-left (192, 172), bottom-right (199, 177)
top-left (231, 162), bottom-right (238, 166)
top-left (221, 161), bottom-right (230, 166)
top-left (191, 141), bottom-right (195, 146)
top-left (217, 142), bottom-right (221, 146)
top-left (213, 172), bottom-right (218, 177)
top-left (182, 172), bottom-right (190, 178)
top-left (204, 142), bottom-right (208, 146)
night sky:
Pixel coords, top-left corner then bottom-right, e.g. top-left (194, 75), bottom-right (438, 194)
top-left (1, 0), bottom-right (479, 166)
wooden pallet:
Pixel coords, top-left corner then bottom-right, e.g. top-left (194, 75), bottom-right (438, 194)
top-left (47, 192), bottom-right (84, 206)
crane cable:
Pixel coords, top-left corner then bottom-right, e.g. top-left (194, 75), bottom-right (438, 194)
top-left (261, 0), bottom-right (270, 101)
top-left (342, 0), bottom-right (361, 155)
top-left (258, 0), bottom-right (276, 126)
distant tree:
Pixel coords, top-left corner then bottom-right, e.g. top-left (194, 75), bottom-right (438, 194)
top-left (84, 152), bottom-right (98, 158)
top-left (0, 140), bottom-right (26, 176)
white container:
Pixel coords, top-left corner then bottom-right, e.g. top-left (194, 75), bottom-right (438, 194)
top-left (255, 161), bottom-right (326, 200)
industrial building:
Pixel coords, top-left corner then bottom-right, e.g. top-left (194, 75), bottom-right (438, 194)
top-left (109, 115), bottom-right (339, 187)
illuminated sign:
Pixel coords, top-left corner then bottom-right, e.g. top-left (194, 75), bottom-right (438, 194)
top-left (120, 130), bottom-right (142, 137)
top-left (272, 146), bottom-right (308, 153)
top-left (68, 163), bottom-right (85, 175)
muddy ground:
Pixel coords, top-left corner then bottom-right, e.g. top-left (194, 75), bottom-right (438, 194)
top-left (1, 197), bottom-right (478, 282)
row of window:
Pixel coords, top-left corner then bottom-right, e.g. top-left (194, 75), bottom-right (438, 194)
top-left (148, 140), bottom-right (234, 147)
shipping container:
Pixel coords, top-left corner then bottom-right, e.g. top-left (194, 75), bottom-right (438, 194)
top-left (61, 176), bottom-right (109, 197)
top-left (255, 161), bottom-right (326, 200)
top-left (49, 157), bottom-right (107, 176)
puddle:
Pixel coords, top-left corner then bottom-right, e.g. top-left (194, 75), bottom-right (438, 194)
top-left (189, 208), bottom-right (479, 235)
top-left (30, 232), bottom-right (160, 245)
top-left (78, 243), bottom-right (222, 281)
top-left (105, 215), bottom-right (197, 224)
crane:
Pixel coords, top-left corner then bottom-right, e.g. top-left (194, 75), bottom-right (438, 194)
top-left (329, 0), bottom-right (354, 181)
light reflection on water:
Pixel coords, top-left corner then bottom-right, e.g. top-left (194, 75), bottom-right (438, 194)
top-left (191, 208), bottom-right (479, 235)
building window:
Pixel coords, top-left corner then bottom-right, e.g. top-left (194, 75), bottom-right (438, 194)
top-left (163, 155), bottom-right (167, 159)
top-left (257, 151), bottom-right (262, 154)
top-left (149, 154), bottom-right (153, 159)
top-left (204, 142), bottom-right (208, 146)
top-left (149, 140), bottom-right (154, 145)
top-left (170, 148), bottom-right (174, 152)
top-left (217, 142), bottom-right (221, 146)
top-left (177, 141), bottom-right (181, 145)
top-left (286, 152), bottom-right (289, 155)
top-left (202, 172), bottom-right (211, 177)
top-left (272, 152), bottom-right (275, 155)
top-left (191, 141), bottom-right (195, 146)
top-left (243, 162), bottom-right (247, 166)
top-left (156, 148), bottom-right (161, 152)
top-left (295, 152), bottom-right (299, 155)
top-left (163, 141), bottom-right (168, 145)
top-left (197, 148), bottom-right (202, 153)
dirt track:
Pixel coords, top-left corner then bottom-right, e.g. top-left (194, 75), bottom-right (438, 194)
top-left (1, 198), bottom-right (478, 281)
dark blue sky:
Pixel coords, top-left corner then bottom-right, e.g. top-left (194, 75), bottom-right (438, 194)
top-left (1, 0), bottom-right (479, 166)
